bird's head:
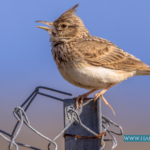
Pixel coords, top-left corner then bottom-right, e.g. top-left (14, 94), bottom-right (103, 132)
top-left (36, 4), bottom-right (89, 43)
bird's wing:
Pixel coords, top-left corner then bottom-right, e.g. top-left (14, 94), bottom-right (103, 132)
top-left (76, 36), bottom-right (149, 72)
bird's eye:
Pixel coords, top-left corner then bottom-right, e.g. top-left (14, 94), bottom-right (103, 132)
top-left (61, 24), bottom-right (67, 28)
top-left (52, 32), bottom-right (56, 36)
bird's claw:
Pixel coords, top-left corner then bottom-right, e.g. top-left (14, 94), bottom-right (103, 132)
top-left (94, 93), bottom-right (115, 115)
top-left (75, 94), bottom-right (88, 110)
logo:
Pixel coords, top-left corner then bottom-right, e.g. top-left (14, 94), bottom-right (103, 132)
top-left (124, 135), bottom-right (150, 142)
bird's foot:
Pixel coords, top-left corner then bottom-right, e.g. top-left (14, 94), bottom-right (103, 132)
top-left (75, 94), bottom-right (91, 110)
top-left (94, 92), bottom-right (115, 115)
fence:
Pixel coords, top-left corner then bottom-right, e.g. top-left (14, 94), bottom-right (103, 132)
top-left (0, 86), bottom-right (123, 150)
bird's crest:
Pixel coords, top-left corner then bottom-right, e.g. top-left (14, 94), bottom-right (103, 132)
top-left (54, 4), bottom-right (85, 28)
top-left (57, 4), bottom-right (79, 21)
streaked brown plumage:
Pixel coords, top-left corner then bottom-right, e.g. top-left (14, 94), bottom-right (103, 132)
top-left (36, 4), bottom-right (150, 114)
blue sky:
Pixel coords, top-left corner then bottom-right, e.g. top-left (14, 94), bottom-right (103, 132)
top-left (0, 1), bottom-right (150, 150)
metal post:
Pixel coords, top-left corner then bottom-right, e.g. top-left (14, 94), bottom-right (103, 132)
top-left (97, 97), bottom-right (104, 149)
top-left (64, 98), bottom-right (103, 150)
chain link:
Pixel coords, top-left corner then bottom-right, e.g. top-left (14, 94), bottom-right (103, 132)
top-left (0, 86), bottom-right (123, 150)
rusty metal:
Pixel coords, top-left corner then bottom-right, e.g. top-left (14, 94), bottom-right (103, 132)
top-left (64, 132), bottom-right (106, 139)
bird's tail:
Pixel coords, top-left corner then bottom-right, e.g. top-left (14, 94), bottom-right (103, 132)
top-left (136, 67), bottom-right (150, 75)
top-left (142, 71), bottom-right (150, 75)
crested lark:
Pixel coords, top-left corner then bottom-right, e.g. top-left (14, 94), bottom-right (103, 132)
top-left (36, 4), bottom-right (150, 115)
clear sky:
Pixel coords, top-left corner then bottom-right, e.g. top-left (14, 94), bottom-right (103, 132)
top-left (0, 0), bottom-right (150, 150)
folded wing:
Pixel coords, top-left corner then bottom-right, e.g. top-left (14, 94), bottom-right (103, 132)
top-left (76, 36), bottom-right (150, 72)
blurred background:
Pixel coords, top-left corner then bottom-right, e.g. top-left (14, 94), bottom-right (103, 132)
top-left (0, 0), bottom-right (150, 149)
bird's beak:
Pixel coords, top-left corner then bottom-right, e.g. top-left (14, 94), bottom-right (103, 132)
top-left (35, 20), bottom-right (54, 31)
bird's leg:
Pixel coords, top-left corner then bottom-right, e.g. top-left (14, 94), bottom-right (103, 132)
top-left (76, 89), bottom-right (98, 109)
top-left (94, 83), bottom-right (116, 115)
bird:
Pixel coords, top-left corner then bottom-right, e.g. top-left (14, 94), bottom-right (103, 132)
top-left (36, 4), bottom-right (150, 115)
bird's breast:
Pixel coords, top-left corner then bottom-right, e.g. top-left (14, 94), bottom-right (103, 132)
top-left (51, 42), bottom-right (82, 68)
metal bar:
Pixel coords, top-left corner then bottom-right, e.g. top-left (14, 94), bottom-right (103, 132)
top-left (37, 92), bottom-right (64, 102)
top-left (97, 97), bottom-right (103, 149)
top-left (21, 89), bottom-right (37, 107)
top-left (0, 130), bottom-right (11, 137)
top-left (0, 132), bottom-right (18, 150)
top-left (8, 110), bottom-right (24, 150)
top-left (15, 143), bottom-right (41, 150)
top-left (36, 86), bottom-right (72, 96)
top-left (10, 122), bottom-right (19, 141)
top-left (24, 91), bottom-right (38, 111)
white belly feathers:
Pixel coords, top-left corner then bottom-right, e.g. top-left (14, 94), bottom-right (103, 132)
top-left (58, 65), bottom-right (136, 89)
